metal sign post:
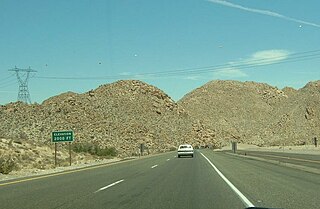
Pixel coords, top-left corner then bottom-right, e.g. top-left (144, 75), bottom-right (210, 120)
top-left (55, 143), bottom-right (57, 167)
top-left (69, 142), bottom-right (71, 166)
top-left (140, 143), bottom-right (144, 156)
top-left (231, 142), bottom-right (237, 153)
top-left (51, 130), bottom-right (74, 167)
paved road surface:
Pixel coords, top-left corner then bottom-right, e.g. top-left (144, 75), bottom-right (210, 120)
top-left (233, 150), bottom-right (320, 170)
top-left (0, 150), bottom-right (319, 209)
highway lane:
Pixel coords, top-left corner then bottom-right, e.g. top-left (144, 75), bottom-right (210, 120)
top-left (205, 150), bottom-right (320, 209)
top-left (0, 153), bottom-right (174, 209)
top-left (0, 150), bottom-right (319, 209)
top-left (67, 152), bottom-right (244, 209)
top-left (0, 151), bottom-right (245, 209)
top-left (233, 150), bottom-right (320, 170)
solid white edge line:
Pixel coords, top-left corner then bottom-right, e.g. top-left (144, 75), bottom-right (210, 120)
top-left (95, 179), bottom-right (124, 193)
top-left (151, 165), bottom-right (158, 169)
top-left (200, 153), bottom-right (255, 208)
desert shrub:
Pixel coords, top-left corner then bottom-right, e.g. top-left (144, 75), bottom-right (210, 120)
top-left (72, 143), bottom-right (117, 157)
top-left (72, 143), bottom-right (93, 153)
top-left (13, 139), bottom-right (23, 145)
top-left (211, 143), bottom-right (222, 150)
top-left (97, 147), bottom-right (117, 157)
top-left (21, 154), bottom-right (32, 161)
top-left (169, 146), bottom-right (176, 151)
top-left (19, 132), bottom-right (28, 140)
top-left (0, 131), bottom-right (6, 139)
top-left (131, 152), bottom-right (139, 156)
top-left (0, 157), bottom-right (16, 174)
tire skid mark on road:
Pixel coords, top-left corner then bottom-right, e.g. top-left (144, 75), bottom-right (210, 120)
top-left (94, 179), bottom-right (124, 193)
top-left (200, 152), bottom-right (255, 208)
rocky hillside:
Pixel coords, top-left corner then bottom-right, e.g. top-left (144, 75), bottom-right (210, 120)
top-left (179, 80), bottom-right (320, 146)
top-left (0, 138), bottom-right (99, 174)
top-left (1, 80), bottom-right (209, 173)
top-left (0, 80), bottom-right (196, 159)
top-left (1, 79), bottom-right (320, 174)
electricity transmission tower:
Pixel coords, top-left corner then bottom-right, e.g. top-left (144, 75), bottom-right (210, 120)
top-left (8, 66), bottom-right (37, 104)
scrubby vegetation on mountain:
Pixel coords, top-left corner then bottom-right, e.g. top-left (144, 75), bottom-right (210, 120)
top-left (179, 80), bottom-right (320, 146)
top-left (1, 79), bottom-right (320, 174)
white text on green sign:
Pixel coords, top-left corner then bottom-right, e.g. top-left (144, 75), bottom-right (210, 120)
top-left (52, 131), bottom-right (74, 143)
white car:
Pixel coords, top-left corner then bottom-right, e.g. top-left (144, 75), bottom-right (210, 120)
top-left (177, 144), bottom-right (194, 158)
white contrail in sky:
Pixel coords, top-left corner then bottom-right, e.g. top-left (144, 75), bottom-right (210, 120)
top-left (207, 0), bottom-right (320, 28)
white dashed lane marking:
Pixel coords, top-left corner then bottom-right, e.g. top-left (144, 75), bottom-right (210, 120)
top-left (151, 165), bottom-right (158, 169)
top-left (95, 179), bottom-right (124, 193)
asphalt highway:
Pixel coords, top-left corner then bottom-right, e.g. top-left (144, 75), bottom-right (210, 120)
top-left (0, 150), bottom-right (319, 209)
top-left (233, 150), bottom-right (320, 170)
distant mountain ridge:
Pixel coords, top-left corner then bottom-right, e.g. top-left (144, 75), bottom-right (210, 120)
top-left (179, 80), bottom-right (320, 146)
top-left (1, 79), bottom-right (320, 168)
top-left (0, 80), bottom-right (195, 157)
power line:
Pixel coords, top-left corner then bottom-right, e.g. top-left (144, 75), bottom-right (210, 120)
top-left (0, 90), bottom-right (17, 93)
top-left (0, 75), bottom-right (18, 88)
top-left (0, 73), bottom-right (15, 82)
top-left (0, 77), bottom-right (17, 85)
top-left (178, 52), bottom-right (320, 76)
top-left (133, 50), bottom-right (320, 77)
top-left (34, 49), bottom-right (320, 80)
top-left (0, 79), bottom-right (18, 88)
top-left (130, 49), bottom-right (320, 77)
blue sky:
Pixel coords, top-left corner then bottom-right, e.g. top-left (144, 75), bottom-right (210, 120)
top-left (1, 0), bottom-right (320, 105)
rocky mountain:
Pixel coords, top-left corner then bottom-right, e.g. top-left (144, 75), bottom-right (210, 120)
top-left (1, 80), bottom-right (203, 173)
top-left (178, 80), bottom-right (320, 146)
top-left (1, 79), bottom-right (320, 174)
top-left (0, 80), bottom-right (195, 157)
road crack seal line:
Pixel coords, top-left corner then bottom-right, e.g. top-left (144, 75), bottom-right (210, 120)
top-left (200, 152), bottom-right (255, 208)
top-left (94, 179), bottom-right (124, 193)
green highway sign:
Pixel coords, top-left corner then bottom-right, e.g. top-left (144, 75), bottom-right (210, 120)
top-left (52, 130), bottom-right (74, 143)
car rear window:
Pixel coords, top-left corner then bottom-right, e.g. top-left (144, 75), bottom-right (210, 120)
top-left (179, 145), bottom-right (192, 149)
